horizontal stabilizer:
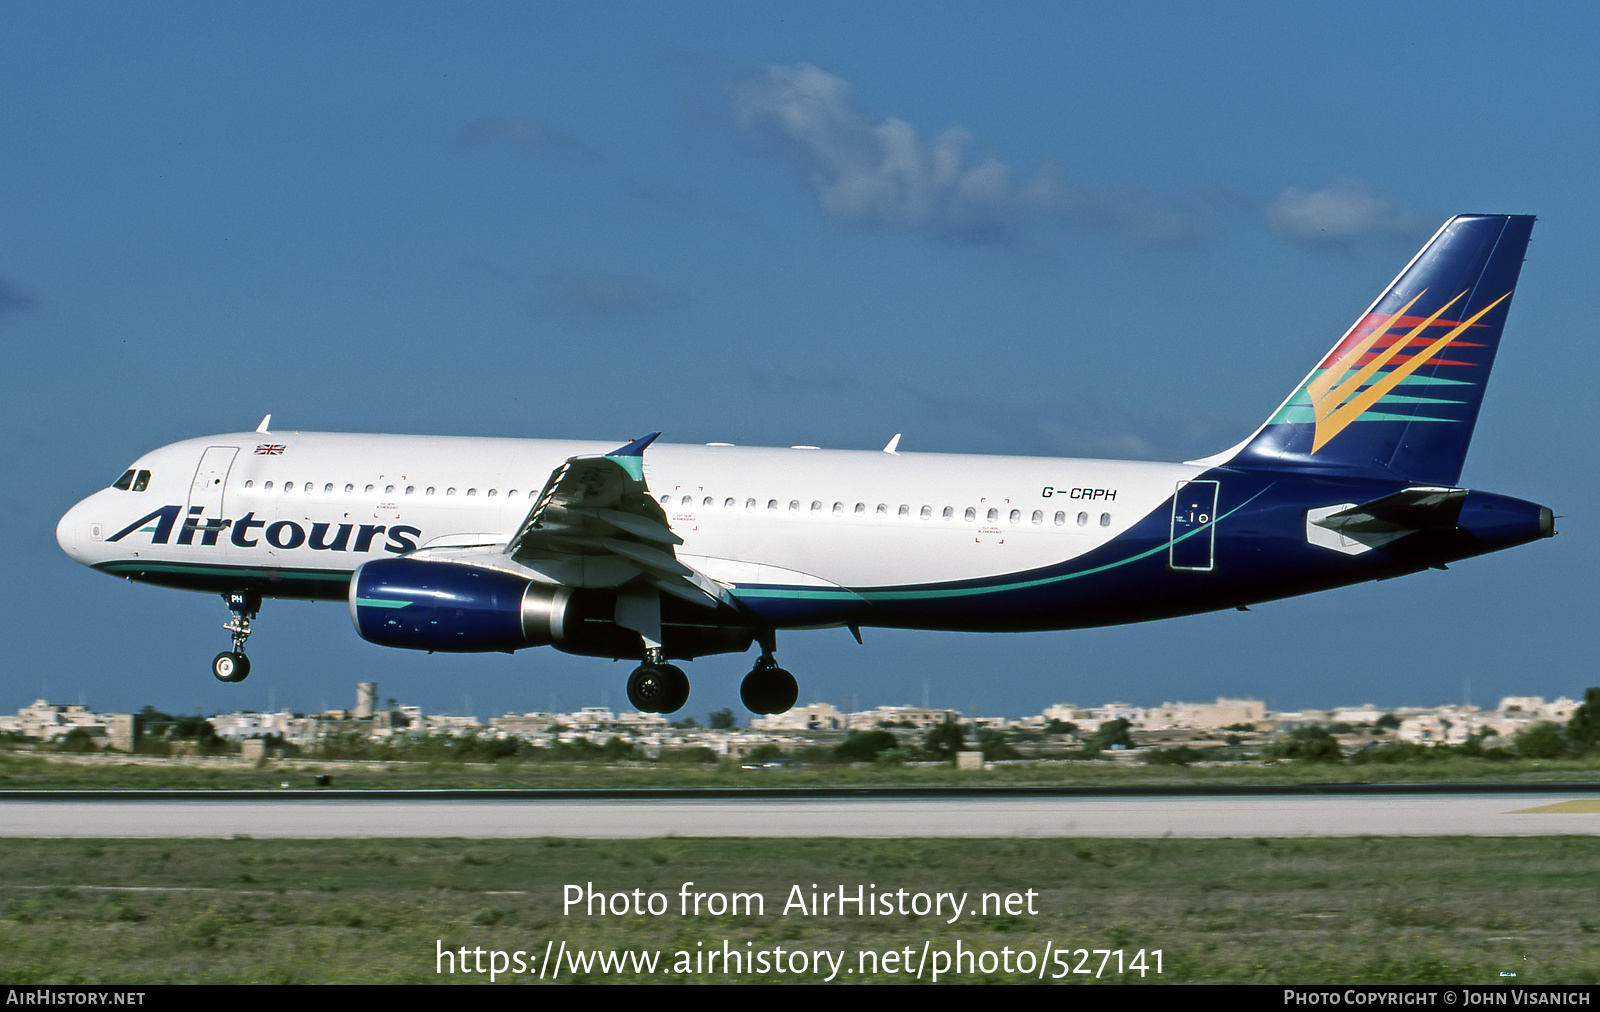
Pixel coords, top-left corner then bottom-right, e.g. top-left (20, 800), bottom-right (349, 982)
top-left (1312, 486), bottom-right (1466, 537)
top-left (1306, 485), bottom-right (1468, 556)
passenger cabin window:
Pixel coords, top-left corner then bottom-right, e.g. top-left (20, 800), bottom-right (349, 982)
top-left (344, 484), bottom-right (353, 493)
top-left (284, 482), bottom-right (294, 492)
top-left (325, 483), bottom-right (335, 493)
top-left (1032, 510), bottom-right (1043, 524)
top-left (810, 501), bottom-right (822, 513)
top-left (1054, 511), bottom-right (1066, 525)
top-left (920, 505), bottom-right (932, 519)
top-left (1100, 513), bottom-right (1111, 527)
top-left (942, 506), bottom-right (953, 519)
top-left (1077, 512), bottom-right (1088, 526)
top-left (365, 484), bottom-right (374, 493)
top-left (854, 503), bottom-right (865, 515)
top-left (898, 504), bottom-right (910, 518)
top-left (986, 508), bottom-right (998, 522)
top-left (876, 503), bottom-right (887, 516)
top-left (965, 507), bottom-right (976, 521)
top-left (704, 497), bottom-right (714, 507)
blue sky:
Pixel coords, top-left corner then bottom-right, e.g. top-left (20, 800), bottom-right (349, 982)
top-left (4, 2), bottom-right (1595, 722)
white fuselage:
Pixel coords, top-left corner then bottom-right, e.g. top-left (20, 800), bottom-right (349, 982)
top-left (58, 431), bottom-right (1204, 596)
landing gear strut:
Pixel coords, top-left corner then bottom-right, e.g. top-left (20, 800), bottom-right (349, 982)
top-left (213, 591), bottom-right (260, 683)
top-left (626, 647), bottom-right (690, 714)
top-left (740, 635), bottom-right (797, 715)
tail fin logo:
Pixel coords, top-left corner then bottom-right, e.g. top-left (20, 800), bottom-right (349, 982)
top-left (1293, 289), bottom-right (1511, 452)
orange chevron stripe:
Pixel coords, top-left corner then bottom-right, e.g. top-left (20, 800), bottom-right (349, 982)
top-left (1311, 292), bottom-right (1510, 452)
top-left (1315, 292), bottom-right (1465, 422)
top-left (1304, 292), bottom-right (1424, 409)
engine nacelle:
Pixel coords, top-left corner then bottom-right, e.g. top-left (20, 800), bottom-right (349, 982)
top-left (349, 558), bottom-right (753, 659)
top-left (350, 558), bottom-right (568, 653)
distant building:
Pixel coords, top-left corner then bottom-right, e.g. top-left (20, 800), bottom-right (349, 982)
top-left (752, 703), bottom-right (844, 731)
top-left (1331, 705), bottom-right (1387, 724)
top-left (8, 700), bottom-right (109, 742)
top-left (1146, 698), bottom-right (1266, 730)
top-left (1497, 696), bottom-right (1579, 722)
top-left (355, 682), bottom-right (377, 720)
top-left (843, 706), bottom-right (958, 731)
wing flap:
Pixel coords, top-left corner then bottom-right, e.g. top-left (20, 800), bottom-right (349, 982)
top-left (504, 433), bottom-right (732, 608)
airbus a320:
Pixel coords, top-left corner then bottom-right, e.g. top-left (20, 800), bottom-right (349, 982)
top-left (57, 214), bottom-right (1555, 714)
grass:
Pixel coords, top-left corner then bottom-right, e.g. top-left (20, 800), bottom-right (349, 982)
top-left (5, 748), bottom-right (1600, 792)
top-left (2, 836), bottom-right (1598, 984)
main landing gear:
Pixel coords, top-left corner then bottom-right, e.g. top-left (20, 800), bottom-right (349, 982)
top-left (626, 647), bottom-right (690, 714)
top-left (622, 638), bottom-right (799, 717)
top-left (740, 634), bottom-right (797, 715)
top-left (213, 591), bottom-right (260, 683)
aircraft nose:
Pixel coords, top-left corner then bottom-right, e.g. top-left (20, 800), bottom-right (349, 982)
top-left (56, 494), bottom-right (99, 564)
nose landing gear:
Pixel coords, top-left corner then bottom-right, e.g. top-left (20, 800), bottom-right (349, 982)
top-left (213, 591), bottom-right (260, 683)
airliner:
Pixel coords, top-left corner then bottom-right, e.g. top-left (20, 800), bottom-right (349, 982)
top-left (56, 214), bottom-right (1555, 714)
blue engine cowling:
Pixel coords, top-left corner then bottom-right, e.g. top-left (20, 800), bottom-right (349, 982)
top-left (348, 557), bottom-right (754, 659)
top-left (350, 558), bottom-right (569, 653)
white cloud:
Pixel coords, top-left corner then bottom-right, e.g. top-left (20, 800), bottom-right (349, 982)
top-left (733, 63), bottom-right (1204, 245)
top-left (1265, 177), bottom-right (1429, 246)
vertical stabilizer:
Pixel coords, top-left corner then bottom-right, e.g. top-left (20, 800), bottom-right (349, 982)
top-left (1223, 214), bottom-right (1534, 485)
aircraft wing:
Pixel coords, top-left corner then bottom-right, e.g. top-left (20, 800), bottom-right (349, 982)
top-left (504, 433), bottom-right (731, 608)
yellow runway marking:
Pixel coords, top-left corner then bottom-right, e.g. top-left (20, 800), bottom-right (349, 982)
top-left (1506, 800), bottom-right (1600, 814)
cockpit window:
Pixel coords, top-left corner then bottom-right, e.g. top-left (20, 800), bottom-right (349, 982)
top-left (112, 469), bottom-right (152, 491)
top-left (132, 470), bottom-right (151, 492)
top-left (112, 469), bottom-right (136, 490)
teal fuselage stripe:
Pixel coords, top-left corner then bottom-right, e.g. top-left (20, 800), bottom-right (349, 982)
top-left (729, 484), bottom-right (1273, 603)
top-left (94, 484), bottom-right (1275, 609)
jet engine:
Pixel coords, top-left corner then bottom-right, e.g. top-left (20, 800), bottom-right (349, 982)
top-left (349, 558), bottom-right (751, 659)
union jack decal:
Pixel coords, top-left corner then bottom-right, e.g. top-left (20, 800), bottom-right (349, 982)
top-left (254, 444), bottom-right (286, 455)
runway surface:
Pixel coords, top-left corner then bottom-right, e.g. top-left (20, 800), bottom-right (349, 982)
top-left (3, 789), bottom-right (1598, 838)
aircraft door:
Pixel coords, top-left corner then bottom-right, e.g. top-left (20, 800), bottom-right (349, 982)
top-left (1169, 480), bottom-right (1219, 572)
top-left (186, 446), bottom-right (239, 543)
